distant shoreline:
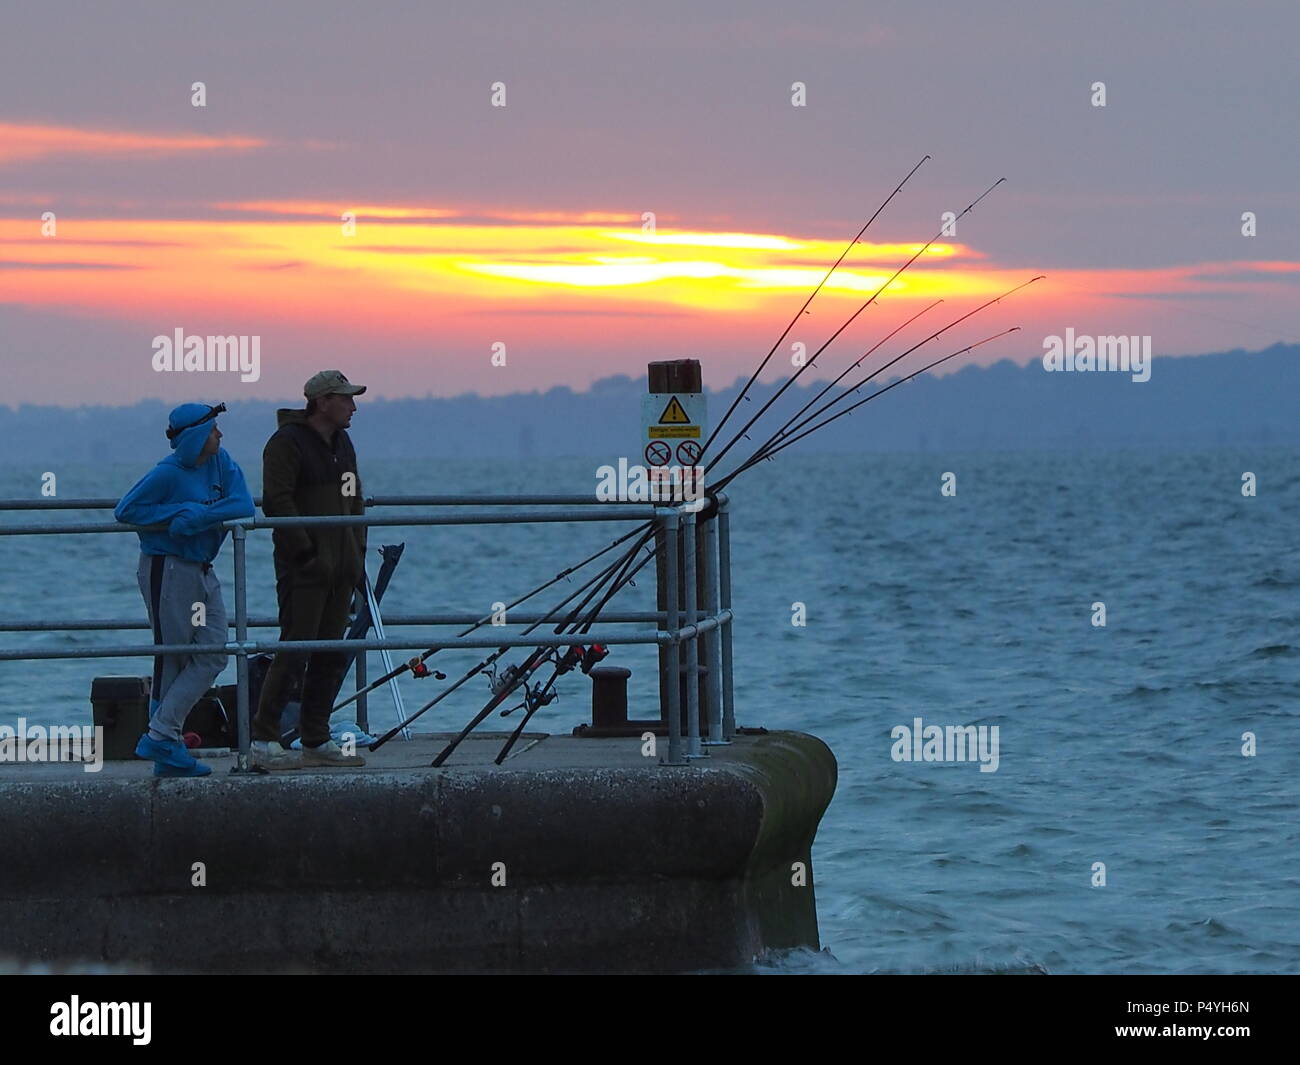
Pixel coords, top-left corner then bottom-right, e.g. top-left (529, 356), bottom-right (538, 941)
top-left (1, 344), bottom-right (1296, 463)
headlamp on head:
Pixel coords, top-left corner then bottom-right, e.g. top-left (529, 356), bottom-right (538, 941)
top-left (166, 403), bottom-right (226, 440)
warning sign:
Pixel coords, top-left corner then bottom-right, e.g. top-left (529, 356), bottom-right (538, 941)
top-left (643, 392), bottom-right (705, 442)
top-left (658, 396), bottom-right (690, 424)
top-left (638, 389), bottom-right (708, 501)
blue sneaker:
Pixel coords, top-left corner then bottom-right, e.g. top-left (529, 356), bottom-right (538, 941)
top-left (135, 733), bottom-right (211, 777)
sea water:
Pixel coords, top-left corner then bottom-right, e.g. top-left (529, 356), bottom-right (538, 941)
top-left (0, 449), bottom-right (1296, 975)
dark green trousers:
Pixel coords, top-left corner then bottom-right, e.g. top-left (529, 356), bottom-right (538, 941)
top-left (252, 567), bottom-right (355, 748)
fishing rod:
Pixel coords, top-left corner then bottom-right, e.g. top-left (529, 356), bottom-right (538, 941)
top-left (486, 530), bottom-right (659, 764)
top-left (730, 275), bottom-right (1045, 476)
top-left (430, 645), bottom-right (555, 766)
top-left (704, 176), bottom-right (1008, 475)
top-left (431, 534), bottom-right (659, 766)
top-left (444, 293), bottom-right (1003, 763)
top-left (499, 641), bottom-right (604, 721)
top-left (545, 524), bottom-right (657, 633)
top-left (360, 168), bottom-right (972, 730)
top-left (387, 174), bottom-right (1024, 764)
top-left (472, 325), bottom-right (1026, 762)
top-left (726, 297), bottom-right (944, 469)
top-left (333, 520), bottom-right (653, 713)
top-left (487, 544), bottom-right (656, 763)
top-left (472, 324), bottom-right (1013, 766)
top-left (460, 306), bottom-right (1013, 760)
top-left (701, 154), bottom-right (931, 459)
top-left (493, 641), bottom-right (608, 764)
top-left (568, 522), bottom-right (657, 634)
top-left (717, 327), bottom-right (1024, 487)
top-left (368, 531), bottom-right (652, 750)
top-left (514, 530), bottom-right (659, 707)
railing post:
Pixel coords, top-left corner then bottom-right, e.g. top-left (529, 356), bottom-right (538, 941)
top-left (701, 503), bottom-right (727, 745)
top-left (355, 641), bottom-right (369, 734)
top-left (717, 492), bottom-right (735, 741)
top-left (0, 499), bottom-right (726, 761)
top-left (232, 523), bottom-right (252, 773)
top-left (660, 507), bottom-right (685, 766)
top-left (681, 509), bottom-right (705, 759)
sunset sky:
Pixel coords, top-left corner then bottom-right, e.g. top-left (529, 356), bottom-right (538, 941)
top-left (1, 1), bottom-right (1296, 407)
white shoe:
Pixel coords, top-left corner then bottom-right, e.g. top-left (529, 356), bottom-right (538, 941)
top-left (302, 739), bottom-right (365, 767)
top-left (251, 739), bottom-right (300, 771)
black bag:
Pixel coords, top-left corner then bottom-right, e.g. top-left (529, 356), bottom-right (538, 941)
top-left (209, 653), bottom-right (286, 747)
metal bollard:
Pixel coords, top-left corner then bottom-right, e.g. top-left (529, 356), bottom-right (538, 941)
top-left (590, 665), bottom-right (632, 729)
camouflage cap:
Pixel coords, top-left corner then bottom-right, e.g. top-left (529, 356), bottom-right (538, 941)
top-left (304, 369), bottom-right (367, 399)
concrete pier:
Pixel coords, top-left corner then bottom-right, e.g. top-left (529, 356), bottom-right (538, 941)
top-left (0, 729), bottom-right (836, 973)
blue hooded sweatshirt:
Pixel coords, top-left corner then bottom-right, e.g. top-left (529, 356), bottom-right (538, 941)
top-left (114, 403), bottom-right (255, 563)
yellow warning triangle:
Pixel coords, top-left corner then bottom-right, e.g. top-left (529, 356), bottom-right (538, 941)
top-left (658, 396), bottom-right (690, 424)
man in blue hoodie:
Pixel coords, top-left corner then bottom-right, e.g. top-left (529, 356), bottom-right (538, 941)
top-left (115, 403), bottom-right (254, 777)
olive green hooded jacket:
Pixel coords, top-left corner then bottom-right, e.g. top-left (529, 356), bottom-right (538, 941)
top-left (261, 409), bottom-right (366, 588)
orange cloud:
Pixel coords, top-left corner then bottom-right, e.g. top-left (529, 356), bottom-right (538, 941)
top-left (215, 201), bottom-right (460, 220)
top-left (215, 200), bottom-right (648, 225)
top-left (0, 201), bottom-right (1294, 372)
top-left (0, 208), bottom-right (982, 318)
top-left (0, 122), bottom-right (266, 165)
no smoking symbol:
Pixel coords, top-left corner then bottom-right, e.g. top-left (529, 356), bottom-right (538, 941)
top-left (645, 441), bottom-right (672, 466)
top-left (676, 440), bottom-right (702, 465)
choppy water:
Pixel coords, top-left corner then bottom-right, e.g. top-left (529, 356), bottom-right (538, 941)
top-left (1, 449), bottom-right (1297, 975)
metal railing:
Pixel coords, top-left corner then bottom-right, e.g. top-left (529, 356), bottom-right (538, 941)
top-left (0, 493), bottom-right (734, 768)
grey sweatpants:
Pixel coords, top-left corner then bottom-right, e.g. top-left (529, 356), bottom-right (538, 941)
top-left (137, 554), bottom-right (228, 742)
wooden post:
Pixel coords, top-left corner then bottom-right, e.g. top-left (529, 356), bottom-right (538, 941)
top-left (648, 360), bottom-right (709, 731)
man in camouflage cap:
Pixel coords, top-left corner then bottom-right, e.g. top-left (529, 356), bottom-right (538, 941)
top-left (252, 370), bottom-right (368, 769)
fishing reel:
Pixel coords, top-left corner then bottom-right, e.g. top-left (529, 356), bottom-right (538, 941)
top-left (579, 643), bottom-right (609, 674)
top-left (408, 657), bottom-right (446, 681)
top-left (488, 660), bottom-right (525, 697)
top-left (554, 643), bottom-right (587, 675)
top-left (520, 683), bottom-right (560, 714)
top-left (495, 644), bottom-right (611, 717)
top-left (525, 643), bottom-right (606, 685)
top-left (499, 672), bottom-right (560, 718)
top-left (499, 645), bottom-right (584, 717)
